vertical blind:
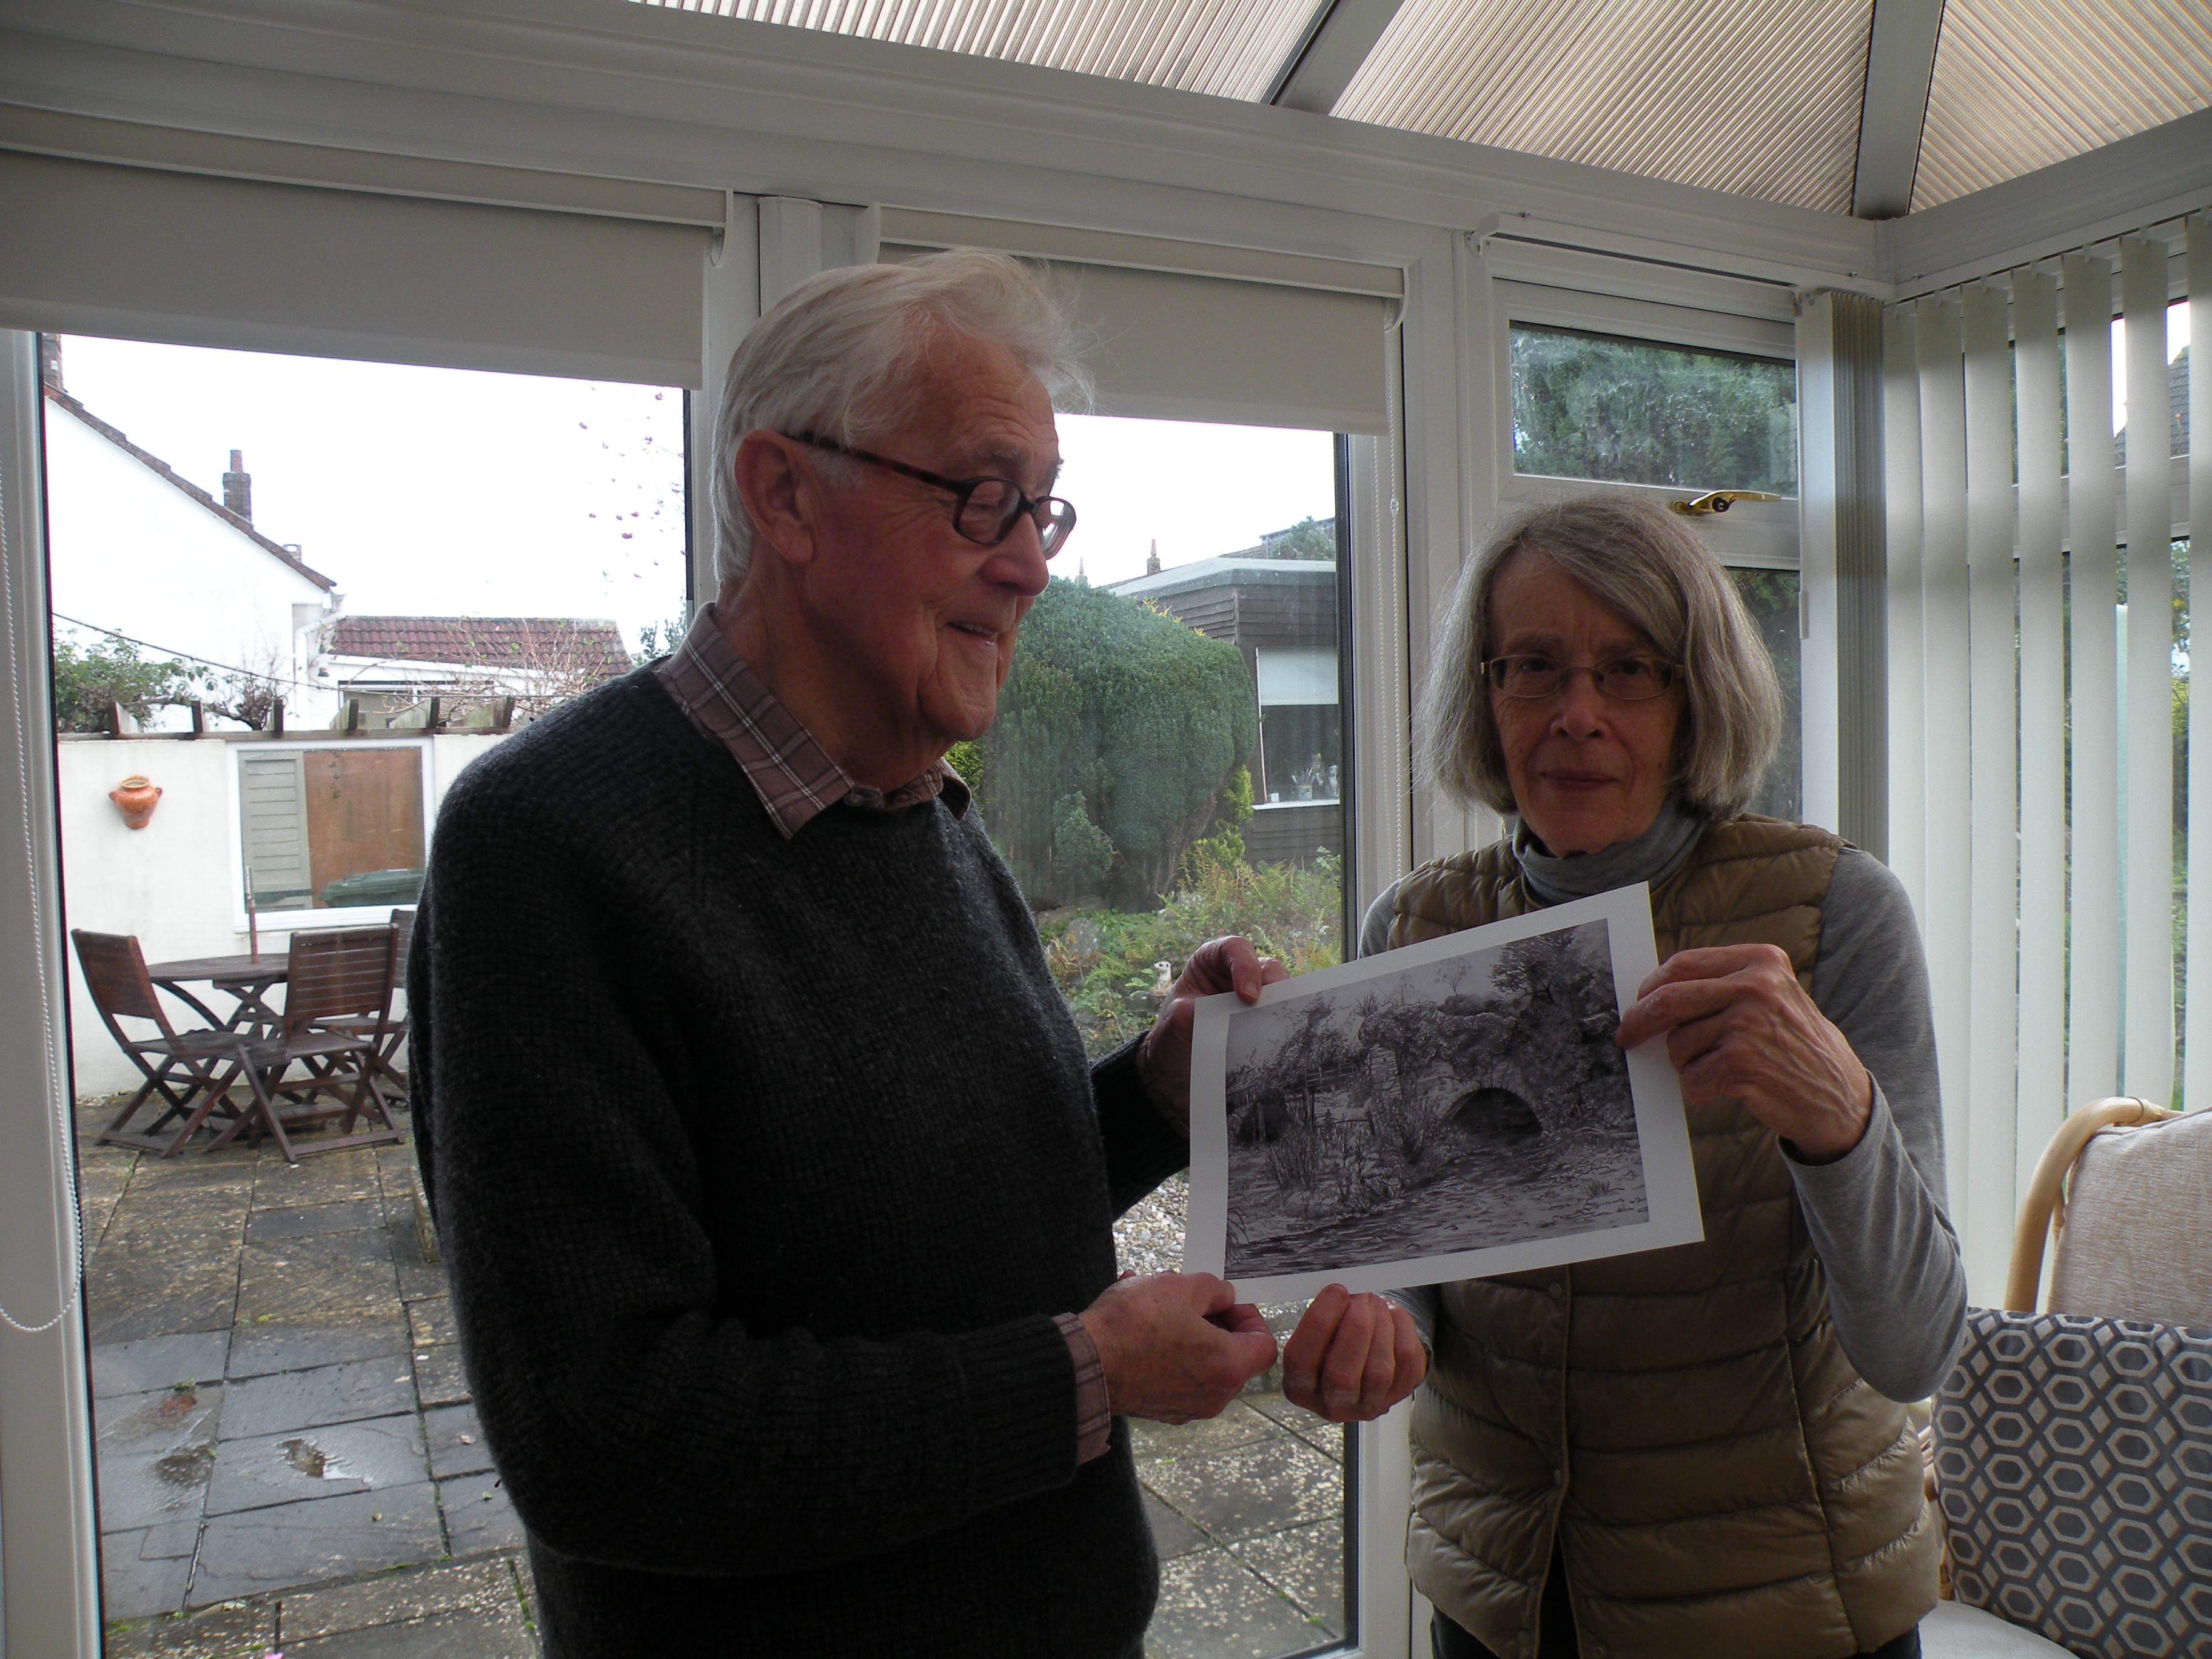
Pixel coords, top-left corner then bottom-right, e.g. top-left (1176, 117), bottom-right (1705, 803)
top-left (1886, 216), bottom-right (2208, 1302)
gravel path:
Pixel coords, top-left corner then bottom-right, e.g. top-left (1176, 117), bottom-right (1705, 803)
top-left (1114, 1174), bottom-right (1191, 1277)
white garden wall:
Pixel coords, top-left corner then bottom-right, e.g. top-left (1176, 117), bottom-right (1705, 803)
top-left (58, 731), bottom-right (504, 1097)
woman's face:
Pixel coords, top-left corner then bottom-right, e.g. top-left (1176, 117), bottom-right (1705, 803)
top-left (1486, 549), bottom-right (1684, 855)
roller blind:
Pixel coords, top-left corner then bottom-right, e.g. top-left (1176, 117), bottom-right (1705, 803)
top-left (878, 236), bottom-right (1396, 434)
top-left (0, 150), bottom-right (711, 386)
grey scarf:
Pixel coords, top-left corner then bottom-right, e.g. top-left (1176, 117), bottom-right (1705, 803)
top-left (1512, 796), bottom-right (1704, 905)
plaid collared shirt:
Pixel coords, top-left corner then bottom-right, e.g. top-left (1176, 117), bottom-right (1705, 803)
top-left (652, 603), bottom-right (970, 838)
top-left (651, 602), bottom-right (1111, 1464)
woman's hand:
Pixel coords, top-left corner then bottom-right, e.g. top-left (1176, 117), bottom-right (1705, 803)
top-left (1615, 943), bottom-right (1872, 1162)
top-left (1282, 1285), bottom-right (1426, 1422)
top-left (1138, 937), bottom-right (1287, 1126)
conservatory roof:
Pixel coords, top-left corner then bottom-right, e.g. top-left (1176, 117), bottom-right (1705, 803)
top-left (639, 0), bottom-right (2212, 218)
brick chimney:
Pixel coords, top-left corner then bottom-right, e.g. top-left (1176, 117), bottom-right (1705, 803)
top-left (39, 335), bottom-right (62, 392)
top-left (223, 450), bottom-right (252, 521)
top-left (1145, 538), bottom-right (1161, 575)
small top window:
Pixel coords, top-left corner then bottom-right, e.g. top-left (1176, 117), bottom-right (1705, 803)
top-left (1510, 324), bottom-right (1798, 497)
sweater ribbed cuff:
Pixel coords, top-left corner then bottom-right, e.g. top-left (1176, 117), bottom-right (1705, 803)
top-left (950, 1313), bottom-right (1084, 1510)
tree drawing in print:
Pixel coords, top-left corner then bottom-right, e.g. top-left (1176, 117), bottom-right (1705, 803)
top-left (1222, 919), bottom-right (1647, 1278)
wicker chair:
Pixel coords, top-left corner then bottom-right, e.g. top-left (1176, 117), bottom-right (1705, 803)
top-left (1925, 1099), bottom-right (2212, 1658)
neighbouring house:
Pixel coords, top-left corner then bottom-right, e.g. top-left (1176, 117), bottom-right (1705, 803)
top-left (322, 613), bottom-right (632, 728)
top-left (1108, 519), bottom-right (1342, 867)
top-left (41, 340), bottom-right (343, 731)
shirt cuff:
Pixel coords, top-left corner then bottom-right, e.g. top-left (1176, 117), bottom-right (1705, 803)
top-left (1056, 1312), bottom-right (1113, 1465)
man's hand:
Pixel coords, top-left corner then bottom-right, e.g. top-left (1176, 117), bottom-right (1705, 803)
top-left (1615, 943), bottom-right (1872, 1163)
top-left (1078, 1273), bottom-right (1278, 1424)
top-left (1138, 937), bottom-right (1287, 1125)
top-left (1282, 1285), bottom-right (1426, 1423)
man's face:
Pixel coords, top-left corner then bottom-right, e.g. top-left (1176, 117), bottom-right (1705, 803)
top-left (797, 332), bottom-right (1059, 751)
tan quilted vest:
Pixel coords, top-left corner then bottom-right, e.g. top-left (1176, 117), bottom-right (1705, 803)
top-left (1392, 817), bottom-right (1937, 1659)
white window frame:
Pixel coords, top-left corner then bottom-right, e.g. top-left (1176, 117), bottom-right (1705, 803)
top-left (1492, 281), bottom-right (1804, 574)
top-left (222, 736), bottom-right (434, 933)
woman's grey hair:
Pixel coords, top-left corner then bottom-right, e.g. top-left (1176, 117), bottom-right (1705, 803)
top-left (1418, 493), bottom-right (1783, 820)
top-left (709, 249), bottom-right (1091, 594)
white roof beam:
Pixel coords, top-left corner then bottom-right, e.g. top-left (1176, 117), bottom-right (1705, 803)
top-left (1852, 0), bottom-right (1946, 219)
top-left (1265, 0), bottom-right (1407, 115)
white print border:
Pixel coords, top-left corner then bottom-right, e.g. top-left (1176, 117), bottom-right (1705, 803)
top-left (1183, 882), bottom-right (1701, 1301)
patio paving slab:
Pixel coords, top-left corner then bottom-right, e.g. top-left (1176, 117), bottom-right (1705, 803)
top-left (101, 1539), bottom-right (196, 1623)
top-left (1243, 1394), bottom-right (1347, 1463)
top-left (275, 1556), bottom-right (520, 1642)
top-left (1141, 1433), bottom-right (1342, 1544)
top-left (438, 1473), bottom-right (525, 1557)
top-left (94, 1331), bottom-right (231, 1398)
top-left (191, 1482), bottom-right (443, 1606)
top-left (393, 1245), bottom-right (449, 1302)
top-left (422, 1403), bottom-right (492, 1480)
top-left (1133, 1401), bottom-right (1283, 1461)
top-left (284, 1604), bottom-right (537, 1659)
top-left (246, 1199), bottom-right (384, 1242)
top-left (1144, 1490), bottom-right (1209, 1560)
top-left (405, 1297), bottom-right (456, 1348)
top-left (79, 1155), bottom-right (138, 1244)
top-left (96, 1383), bottom-right (224, 1532)
top-left (411, 1344), bottom-right (471, 1409)
top-left (227, 1310), bottom-right (411, 1379)
top-left (253, 1149), bottom-right (385, 1208)
top-left (206, 1414), bottom-right (429, 1517)
top-left (105, 1595), bottom-right (274, 1659)
top-left (121, 1158), bottom-right (258, 1196)
top-left (141, 1520), bottom-right (202, 1560)
top-left (220, 1356), bottom-right (416, 1440)
top-left (85, 1227), bottom-right (243, 1343)
top-left (235, 1233), bottom-right (401, 1325)
top-left (1146, 1547), bottom-right (1330, 1659)
top-left (1232, 1518), bottom-right (1344, 1632)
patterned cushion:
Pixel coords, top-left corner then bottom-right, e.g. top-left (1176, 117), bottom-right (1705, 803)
top-left (1934, 1309), bottom-right (2212, 1659)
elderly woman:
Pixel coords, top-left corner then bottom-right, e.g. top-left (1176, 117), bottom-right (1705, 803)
top-left (1362, 494), bottom-right (1965, 1659)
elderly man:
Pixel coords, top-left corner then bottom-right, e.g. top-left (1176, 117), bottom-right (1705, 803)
top-left (411, 249), bottom-right (1422, 1658)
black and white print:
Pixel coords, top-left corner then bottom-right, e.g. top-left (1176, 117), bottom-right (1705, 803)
top-left (1184, 884), bottom-right (1702, 1300)
top-left (1221, 918), bottom-right (1644, 1278)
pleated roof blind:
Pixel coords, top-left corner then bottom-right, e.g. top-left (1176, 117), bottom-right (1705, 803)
top-left (640, 0), bottom-right (2212, 220)
top-left (1915, 0), bottom-right (2212, 210)
top-left (640, 0), bottom-right (1316, 101)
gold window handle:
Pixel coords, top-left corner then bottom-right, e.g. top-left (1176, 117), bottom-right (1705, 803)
top-left (1668, 490), bottom-right (1783, 515)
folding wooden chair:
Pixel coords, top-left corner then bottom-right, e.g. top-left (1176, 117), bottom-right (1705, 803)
top-left (72, 929), bottom-right (249, 1156)
top-left (205, 927), bottom-right (406, 1164)
top-left (313, 908), bottom-right (413, 1100)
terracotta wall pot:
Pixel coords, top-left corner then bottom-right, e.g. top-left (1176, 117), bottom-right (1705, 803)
top-left (110, 774), bottom-right (162, 830)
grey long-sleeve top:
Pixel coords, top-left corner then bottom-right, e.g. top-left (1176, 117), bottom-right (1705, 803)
top-left (1364, 805), bottom-right (1968, 1404)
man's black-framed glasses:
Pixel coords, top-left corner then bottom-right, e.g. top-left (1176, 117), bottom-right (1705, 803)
top-left (1481, 654), bottom-right (1681, 701)
top-left (786, 431), bottom-right (1077, 557)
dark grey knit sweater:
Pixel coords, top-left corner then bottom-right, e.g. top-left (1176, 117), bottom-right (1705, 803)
top-left (411, 668), bottom-right (1188, 1657)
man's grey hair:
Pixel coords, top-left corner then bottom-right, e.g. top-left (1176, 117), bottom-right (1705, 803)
top-left (710, 249), bottom-right (1091, 594)
top-left (1419, 492), bottom-right (1782, 821)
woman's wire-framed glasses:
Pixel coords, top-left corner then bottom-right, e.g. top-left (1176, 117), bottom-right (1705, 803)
top-left (1481, 655), bottom-right (1681, 701)
top-left (785, 431), bottom-right (1077, 556)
